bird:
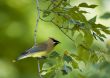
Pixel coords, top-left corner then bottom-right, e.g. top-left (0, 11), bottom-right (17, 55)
top-left (13, 38), bottom-right (60, 62)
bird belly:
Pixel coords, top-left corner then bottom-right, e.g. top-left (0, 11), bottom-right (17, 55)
top-left (31, 51), bottom-right (48, 58)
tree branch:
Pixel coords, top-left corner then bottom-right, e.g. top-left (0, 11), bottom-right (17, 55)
top-left (37, 59), bottom-right (43, 78)
top-left (40, 17), bottom-right (73, 30)
top-left (51, 21), bottom-right (75, 43)
top-left (35, 0), bottom-right (43, 78)
top-left (39, 16), bottom-right (75, 43)
top-left (34, 0), bottom-right (40, 46)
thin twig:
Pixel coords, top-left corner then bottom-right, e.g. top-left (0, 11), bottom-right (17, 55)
top-left (40, 17), bottom-right (74, 42)
top-left (34, 0), bottom-right (40, 46)
top-left (40, 17), bottom-right (75, 43)
top-left (40, 17), bottom-right (73, 30)
top-left (40, 17), bottom-right (53, 22)
top-left (51, 21), bottom-right (75, 43)
top-left (47, 2), bottom-right (53, 10)
top-left (37, 59), bottom-right (43, 78)
top-left (35, 0), bottom-right (42, 78)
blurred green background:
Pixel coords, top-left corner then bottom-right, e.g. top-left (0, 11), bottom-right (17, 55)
top-left (0, 0), bottom-right (110, 78)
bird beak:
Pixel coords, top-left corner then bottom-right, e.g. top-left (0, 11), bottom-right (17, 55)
top-left (57, 41), bottom-right (61, 44)
top-left (56, 41), bottom-right (61, 44)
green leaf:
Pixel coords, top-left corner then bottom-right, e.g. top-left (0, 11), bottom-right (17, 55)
top-left (46, 71), bottom-right (56, 78)
top-left (93, 32), bottom-right (97, 40)
top-left (42, 63), bottom-right (52, 70)
top-left (77, 46), bottom-right (90, 63)
top-left (74, 32), bottom-right (84, 47)
top-left (72, 60), bottom-right (79, 69)
top-left (102, 29), bottom-right (110, 34)
top-left (98, 36), bottom-right (104, 42)
top-left (78, 3), bottom-right (98, 8)
top-left (83, 30), bottom-right (93, 46)
top-left (61, 65), bottom-right (72, 75)
top-left (49, 51), bottom-right (60, 58)
top-left (67, 7), bottom-right (87, 22)
top-left (100, 12), bottom-right (110, 19)
top-left (89, 5), bottom-right (98, 8)
top-left (62, 0), bottom-right (70, 7)
top-left (77, 10), bottom-right (87, 22)
top-left (90, 53), bottom-right (99, 63)
top-left (41, 62), bottom-right (58, 76)
top-left (71, 54), bottom-right (82, 61)
top-left (41, 68), bottom-right (56, 77)
top-left (79, 10), bottom-right (88, 14)
top-left (43, 10), bottom-right (51, 17)
top-left (99, 34), bottom-right (106, 38)
top-left (41, 70), bottom-right (47, 76)
top-left (70, 6), bottom-right (79, 11)
top-left (96, 24), bottom-right (109, 29)
top-left (89, 16), bottom-right (97, 23)
top-left (67, 10), bottom-right (80, 21)
top-left (93, 28), bottom-right (101, 35)
top-left (63, 54), bottom-right (73, 63)
top-left (69, 19), bottom-right (77, 24)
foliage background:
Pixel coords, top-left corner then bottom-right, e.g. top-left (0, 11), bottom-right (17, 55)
top-left (0, 0), bottom-right (110, 78)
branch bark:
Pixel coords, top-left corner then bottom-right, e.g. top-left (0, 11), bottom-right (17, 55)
top-left (35, 0), bottom-right (42, 78)
top-left (37, 59), bottom-right (43, 78)
top-left (34, 0), bottom-right (40, 46)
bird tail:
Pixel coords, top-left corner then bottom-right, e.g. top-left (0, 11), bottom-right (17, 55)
top-left (12, 53), bottom-right (30, 62)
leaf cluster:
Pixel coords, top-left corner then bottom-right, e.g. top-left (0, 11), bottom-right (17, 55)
top-left (38, 0), bottom-right (110, 77)
top-left (41, 51), bottom-right (80, 78)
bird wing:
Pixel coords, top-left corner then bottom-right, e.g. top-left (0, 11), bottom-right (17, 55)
top-left (16, 43), bottom-right (48, 60)
top-left (29, 43), bottom-right (47, 53)
top-left (21, 43), bottom-right (48, 55)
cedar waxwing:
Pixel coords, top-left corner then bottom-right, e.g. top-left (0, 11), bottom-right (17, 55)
top-left (13, 38), bottom-right (60, 62)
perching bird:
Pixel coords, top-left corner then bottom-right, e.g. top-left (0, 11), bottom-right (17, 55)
top-left (13, 38), bottom-right (60, 62)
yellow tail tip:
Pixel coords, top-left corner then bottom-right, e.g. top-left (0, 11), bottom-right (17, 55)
top-left (12, 60), bottom-right (16, 63)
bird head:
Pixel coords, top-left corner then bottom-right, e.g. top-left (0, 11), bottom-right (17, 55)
top-left (49, 38), bottom-right (60, 46)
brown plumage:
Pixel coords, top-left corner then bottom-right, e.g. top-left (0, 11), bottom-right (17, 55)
top-left (14, 38), bottom-right (60, 61)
